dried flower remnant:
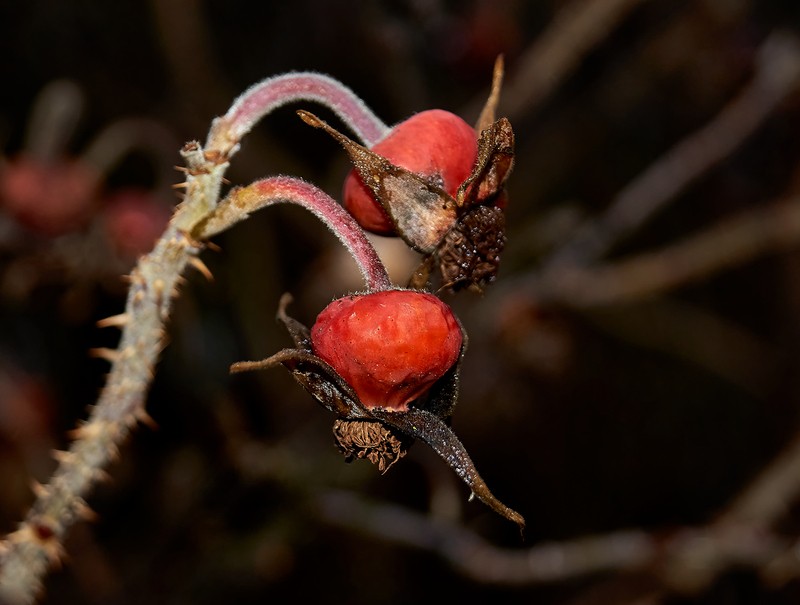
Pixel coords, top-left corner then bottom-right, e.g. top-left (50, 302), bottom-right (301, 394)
top-left (342, 109), bottom-right (479, 235)
top-left (231, 293), bottom-right (524, 531)
top-left (307, 57), bottom-right (512, 292)
top-left (301, 109), bottom-right (513, 292)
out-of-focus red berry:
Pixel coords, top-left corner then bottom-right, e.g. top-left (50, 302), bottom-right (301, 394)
top-left (0, 362), bottom-right (54, 445)
top-left (343, 109), bottom-right (478, 235)
top-left (310, 289), bottom-right (462, 411)
top-left (100, 189), bottom-right (172, 261)
top-left (0, 154), bottom-right (99, 235)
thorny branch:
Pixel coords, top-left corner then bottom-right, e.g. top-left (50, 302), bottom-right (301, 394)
top-left (0, 72), bottom-right (392, 605)
top-left (0, 143), bottom-right (228, 605)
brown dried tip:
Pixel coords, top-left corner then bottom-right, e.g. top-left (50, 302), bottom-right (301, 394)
top-left (298, 109), bottom-right (458, 253)
top-left (475, 55), bottom-right (505, 134)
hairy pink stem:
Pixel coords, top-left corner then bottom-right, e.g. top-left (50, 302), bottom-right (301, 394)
top-left (214, 72), bottom-right (389, 149)
top-left (199, 175), bottom-right (392, 292)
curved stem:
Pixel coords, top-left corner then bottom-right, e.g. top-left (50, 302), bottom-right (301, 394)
top-left (209, 72), bottom-right (389, 156)
top-left (197, 175), bottom-right (392, 292)
top-left (0, 70), bottom-right (389, 605)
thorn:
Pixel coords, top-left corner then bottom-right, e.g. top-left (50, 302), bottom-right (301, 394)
top-left (123, 412), bottom-right (138, 429)
top-left (30, 481), bottom-right (48, 499)
top-left (92, 467), bottom-right (113, 483)
top-left (108, 442), bottom-right (122, 464)
top-left (67, 421), bottom-right (103, 441)
top-left (74, 498), bottom-right (98, 522)
top-left (156, 334), bottom-right (171, 355)
top-left (96, 313), bottom-right (129, 328)
top-left (189, 257), bottom-right (214, 281)
top-left (89, 348), bottom-right (119, 363)
top-left (153, 279), bottom-right (165, 300)
top-left (134, 406), bottom-right (158, 429)
top-left (52, 450), bottom-right (76, 465)
top-left (171, 181), bottom-right (189, 189)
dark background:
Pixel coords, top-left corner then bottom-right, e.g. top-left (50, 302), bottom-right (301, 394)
top-left (2, 1), bottom-right (800, 603)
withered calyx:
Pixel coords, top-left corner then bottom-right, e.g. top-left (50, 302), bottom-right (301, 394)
top-left (230, 294), bottom-right (525, 531)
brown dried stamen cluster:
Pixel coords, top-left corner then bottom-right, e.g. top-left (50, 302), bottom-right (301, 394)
top-left (332, 419), bottom-right (413, 473)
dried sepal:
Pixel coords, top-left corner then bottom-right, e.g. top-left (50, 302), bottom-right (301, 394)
top-left (232, 349), bottom-right (366, 419)
top-left (369, 406), bottom-right (525, 532)
top-left (298, 109), bottom-right (457, 253)
top-left (474, 55), bottom-right (505, 134)
top-left (275, 292), bottom-right (312, 350)
top-left (456, 117), bottom-right (515, 208)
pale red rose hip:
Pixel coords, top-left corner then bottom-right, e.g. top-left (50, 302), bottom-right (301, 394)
top-left (343, 109), bottom-right (478, 234)
top-left (100, 189), bottom-right (172, 261)
top-left (310, 290), bottom-right (463, 411)
top-left (0, 155), bottom-right (99, 235)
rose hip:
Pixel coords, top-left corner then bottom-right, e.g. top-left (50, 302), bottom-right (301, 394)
top-left (0, 155), bottom-right (99, 235)
top-left (310, 289), bottom-right (462, 411)
top-left (342, 109), bottom-right (478, 234)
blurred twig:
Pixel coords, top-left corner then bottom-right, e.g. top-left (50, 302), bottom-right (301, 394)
top-left (532, 196), bottom-right (800, 308)
top-left (218, 397), bottom-right (800, 593)
top-left (310, 444), bottom-right (800, 594)
top-left (584, 300), bottom-right (776, 396)
top-left (491, 0), bottom-right (647, 122)
top-left (543, 30), bottom-right (800, 271)
top-left (315, 489), bottom-right (655, 584)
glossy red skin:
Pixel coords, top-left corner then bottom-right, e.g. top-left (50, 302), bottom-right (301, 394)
top-left (310, 290), bottom-right (463, 411)
top-left (343, 109), bottom-right (478, 235)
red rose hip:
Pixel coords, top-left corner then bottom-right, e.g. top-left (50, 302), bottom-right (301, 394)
top-left (343, 109), bottom-right (478, 234)
top-left (310, 290), bottom-right (463, 411)
top-left (0, 155), bottom-right (99, 235)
